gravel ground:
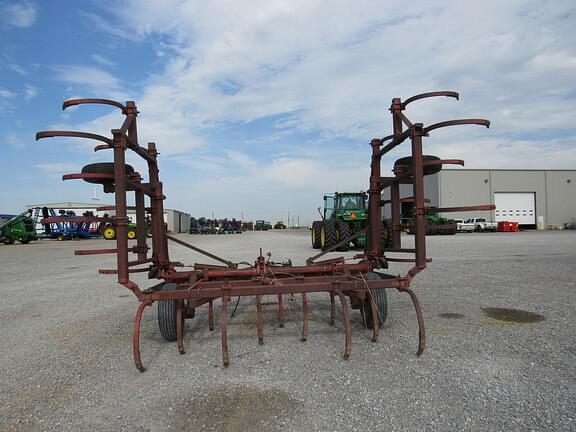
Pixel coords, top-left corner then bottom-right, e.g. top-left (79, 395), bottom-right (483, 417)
top-left (0, 229), bottom-right (575, 431)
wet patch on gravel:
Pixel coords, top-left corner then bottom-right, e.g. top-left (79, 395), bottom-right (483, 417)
top-left (169, 385), bottom-right (304, 431)
top-left (481, 307), bottom-right (545, 323)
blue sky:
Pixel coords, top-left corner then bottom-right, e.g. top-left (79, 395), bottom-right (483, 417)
top-left (1, 0), bottom-right (575, 224)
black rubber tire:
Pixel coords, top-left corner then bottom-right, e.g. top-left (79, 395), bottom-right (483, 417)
top-left (381, 219), bottom-right (392, 249)
top-left (158, 283), bottom-right (184, 342)
top-left (361, 272), bottom-right (388, 329)
top-left (81, 162), bottom-right (135, 184)
top-left (394, 155), bottom-right (441, 176)
top-left (321, 219), bottom-right (337, 250)
top-left (336, 221), bottom-right (350, 251)
top-left (4, 237), bottom-right (15, 245)
top-left (311, 221), bottom-right (322, 249)
top-left (20, 239), bottom-right (30, 244)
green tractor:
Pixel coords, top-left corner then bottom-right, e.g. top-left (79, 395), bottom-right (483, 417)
top-left (0, 210), bottom-right (38, 245)
top-left (405, 212), bottom-right (457, 235)
top-left (102, 216), bottom-right (152, 240)
top-left (311, 192), bottom-right (370, 251)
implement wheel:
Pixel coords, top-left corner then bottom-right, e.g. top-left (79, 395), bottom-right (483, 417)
top-left (127, 230), bottom-right (137, 239)
top-left (81, 162), bottom-right (135, 185)
top-left (158, 283), bottom-right (185, 342)
top-left (321, 219), bottom-right (337, 250)
top-left (394, 155), bottom-right (442, 176)
top-left (361, 272), bottom-right (388, 329)
top-left (311, 221), bottom-right (322, 249)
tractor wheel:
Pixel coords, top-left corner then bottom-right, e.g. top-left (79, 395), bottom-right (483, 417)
top-left (158, 283), bottom-right (184, 342)
top-left (4, 237), bottom-right (15, 245)
top-left (360, 272), bottom-right (388, 329)
top-left (81, 162), bottom-right (135, 184)
top-left (311, 221), bottom-right (322, 249)
top-left (393, 155), bottom-right (442, 176)
top-left (20, 239), bottom-right (30, 244)
top-left (381, 220), bottom-right (392, 249)
top-left (56, 234), bottom-right (65, 241)
top-left (320, 220), bottom-right (337, 250)
top-left (103, 226), bottom-right (116, 240)
top-left (127, 230), bottom-right (137, 239)
top-left (336, 221), bottom-right (350, 251)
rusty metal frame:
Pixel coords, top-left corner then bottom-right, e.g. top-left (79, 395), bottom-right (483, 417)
top-left (37, 92), bottom-right (492, 371)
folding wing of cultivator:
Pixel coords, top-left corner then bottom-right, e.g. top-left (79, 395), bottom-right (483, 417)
top-left (37, 92), bottom-right (493, 371)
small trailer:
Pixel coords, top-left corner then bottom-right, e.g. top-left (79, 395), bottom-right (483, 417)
top-left (37, 91), bottom-right (493, 371)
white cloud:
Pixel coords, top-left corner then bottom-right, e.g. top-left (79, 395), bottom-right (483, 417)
top-left (0, 1), bottom-right (37, 28)
top-left (52, 65), bottom-right (127, 100)
top-left (0, 88), bottom-right (14, 98)
top-left (163, 153), bottom-right (370, 224)
top-left (91, 54), bottom-right (117, 68)
top-left (34, 162), bottom-right (80, 180)
top-left (24, 84), bottom-right (38, 101)
top-left (0, 87), bottom-right (15, 112)
top-left (1, 62), bottom-right (27, 75)
top-left (89, 1), bottom-right (574, 148)
top-left (6, 133), bottom-right (27, 150)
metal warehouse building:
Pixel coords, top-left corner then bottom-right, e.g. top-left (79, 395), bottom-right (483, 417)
top-left (391, 169), bottom-right (576, 229)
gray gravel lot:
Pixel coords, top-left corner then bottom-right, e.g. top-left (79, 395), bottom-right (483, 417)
top-left (1, 229), bottom-right (575, 431)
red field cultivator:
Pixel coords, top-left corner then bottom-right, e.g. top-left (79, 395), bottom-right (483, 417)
top-left (37, 91), bottom-right (493, 371)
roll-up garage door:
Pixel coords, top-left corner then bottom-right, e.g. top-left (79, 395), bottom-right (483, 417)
top-left (494, 192), bottom-right (536, 225)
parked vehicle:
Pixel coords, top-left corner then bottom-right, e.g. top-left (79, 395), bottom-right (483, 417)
top-left (102, 216), bottom-right (152, 240)
top-left (460, 217), bottom-right (498, 232)
top-left (406, 213), bottom-right (457, 235)
top-left (455, 219), bottom-right (475, 232)
top-left (274, 221), bottom-right (287, 229)
top-left (0, 210), bottom-right (38, 244)
top-left (311, 191), bottom-right (391, 251)
top-left (254, 220), bottom-right (272, 231)
top-left (217, 219), bottom-right (242, 234)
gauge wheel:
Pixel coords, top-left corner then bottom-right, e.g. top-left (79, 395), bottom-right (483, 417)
top-left (81, 162), bottom-right (135, 184)
top-left (158, 283), bottom-right (185, 342)
top-left (360, 272), bottom-right (389, 329)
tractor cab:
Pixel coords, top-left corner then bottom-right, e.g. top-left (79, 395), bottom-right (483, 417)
top-left (324, 192), bottom-right (367, 220)
top-left (312, 192), bottom-right (369, 251)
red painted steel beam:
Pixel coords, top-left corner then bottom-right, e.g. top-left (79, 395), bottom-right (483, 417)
top-left (402, 91), bottom-right (459, 108)
top-left (62, 98), bottom-right (126, 112)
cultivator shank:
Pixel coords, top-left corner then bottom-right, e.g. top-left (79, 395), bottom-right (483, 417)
top-left (37, 92), bottom-right (492, 370)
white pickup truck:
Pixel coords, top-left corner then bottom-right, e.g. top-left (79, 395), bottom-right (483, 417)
top-left (459, 217), bottom-right (498, 232)
top-left (455, 219), bottom-right (475, 232)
